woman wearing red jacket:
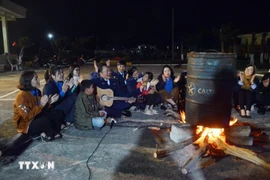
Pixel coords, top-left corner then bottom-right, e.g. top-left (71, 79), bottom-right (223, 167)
top-left (136, 72), bottom-right (160, 115)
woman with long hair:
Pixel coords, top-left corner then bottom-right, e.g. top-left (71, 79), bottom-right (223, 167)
top-left (14, 70), bottom-right (64, 142)
top-left (43, 66), bottom-right (77, 127)
top-left (156, 65), bottom-right (181, 111)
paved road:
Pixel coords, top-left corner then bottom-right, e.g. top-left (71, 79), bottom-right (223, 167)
top-left (0, 65), bottom-right (270, 180)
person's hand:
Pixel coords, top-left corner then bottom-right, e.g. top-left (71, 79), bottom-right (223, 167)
top-left (174, 75), bottom-right (181, 83)
top-left (99, 111), bottom-right (105, 117)
top-left (40, 95), bottom-right (49, 106)
top-left (162, 74), bottom-right (166, 82)
top-left (239, 71), bottom-right (244, 82)
top-left (250, 74), bottom-right (256, 85)
top-left (62, 82), bottom-right (69, 93)
top-left (94, 60), bottom-right (98, 72)
top-left (49, 94), bottom-right (59, 104)
top-left (125, 73), bottom-right (129, 80)
top-left (148, 89), bottom-right (155, 94)
top-left (106, 59), bottom-right (111, 67)
top-left (150, 79), bottom-right (159, 86)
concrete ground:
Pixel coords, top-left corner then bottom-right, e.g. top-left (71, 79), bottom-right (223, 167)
top-left (0, 65), bottom-right (270, 180)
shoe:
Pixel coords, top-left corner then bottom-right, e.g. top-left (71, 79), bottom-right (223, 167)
top-left (40, 133), bottom-right (53, 142)
top-left (143, 110), bottom-right (153, 115)
top-left (172, 104), bottom-right (178, 111)
top-left (151, 109), bottom-right (159, 115)
top-left (61, 124), bottom-right (70, 130)
top-left (54, 133), bottom-right (63, 139)
top-left (122, 110), bottom-right (132, 117)
top-left (66, 122), bottom-right (74, 127)
top-left (167, 104), bottom-right (173, 110)
top-left (240, 109), bottom-right (245, 117)
top-left (246, 110), bottom-right (251, 118)
top-left (110, 117), bottom-right (118, 123)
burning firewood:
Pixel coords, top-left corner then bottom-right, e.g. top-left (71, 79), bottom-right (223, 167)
top-left (153, 132), bottom-right (202, 159)
top-left (181, 135), bottom-right (209, 174)
top-left (213, 137), bottom-right (270, 170)
top-left (165, 109), bottom-right (186, 123)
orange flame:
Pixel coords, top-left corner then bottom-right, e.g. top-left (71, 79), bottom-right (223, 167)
top-left (229, 117), bottom-right (238, 126)
top-left (179, 110), bottom-right (186, 123)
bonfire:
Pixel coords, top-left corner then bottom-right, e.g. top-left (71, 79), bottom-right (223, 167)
top-left (154, 109), bottom-right (270, 174)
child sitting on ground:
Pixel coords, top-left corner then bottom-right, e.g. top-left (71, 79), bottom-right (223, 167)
top-left (74, 80), bottom-right (107, 130)
top-left (136, 72), bottom-right (160, 115)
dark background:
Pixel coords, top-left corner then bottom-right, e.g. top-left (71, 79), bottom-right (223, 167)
top-left (7, 0), bottom-right (270, 49)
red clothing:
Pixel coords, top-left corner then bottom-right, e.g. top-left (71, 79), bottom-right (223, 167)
top-left (136, 81), bottom-right (151, 96)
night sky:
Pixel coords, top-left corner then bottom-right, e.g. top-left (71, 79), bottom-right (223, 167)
top-left (7, 0), bottom-right (270, 48)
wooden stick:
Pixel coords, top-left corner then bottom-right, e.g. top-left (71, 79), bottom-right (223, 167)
top-left (153, 132), bottom-right (201, 159)
top-left (151, 130), bottom-right (165, 147)
top-left (213, 137), bottom-right (270, 170)
top-left (165, 109), bottom-right (180, 119)
top-left (118, 119), bottom-right (181, 125)
top-left (181, 135), bottom-right (209, 174)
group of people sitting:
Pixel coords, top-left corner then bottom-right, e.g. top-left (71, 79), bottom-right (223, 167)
top-left (233, 64), bottom-right (270, 118)
top-left (13, 60), bottom-right (186, 142)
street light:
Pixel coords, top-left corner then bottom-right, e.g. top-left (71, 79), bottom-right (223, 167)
top-left (48, 33), bottom-right (53, 39)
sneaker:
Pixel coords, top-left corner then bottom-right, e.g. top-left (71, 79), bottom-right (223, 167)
top-left (151, 109), bottom-right (159, 115)
top-left (143, 110), bottom-right (153, 115)
top-left (129, 106), bottom-right (137, 111)
top-left (40, 133), bottom-right (53, 142)
top-left (110, 117), bottom-right (118, 123)
top-left (54, 133), bottom-right (63, 139)
top-left (167, 104), bottom-right (173, 110)
top-left (61, 124), bottom-right (70, 130)
top-left (66, 122), bottom-right (74, 127)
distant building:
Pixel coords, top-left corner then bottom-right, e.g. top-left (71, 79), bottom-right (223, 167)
top-left (237, 32), bottom-right (270, 45)
top-left (237, 32), bottom-right (270, 63)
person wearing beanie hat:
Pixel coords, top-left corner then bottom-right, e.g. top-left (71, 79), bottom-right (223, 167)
top-left (236, 64), bottom-right (260, 118)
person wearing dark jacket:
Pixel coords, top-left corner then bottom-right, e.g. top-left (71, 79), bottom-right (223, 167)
top-left (111, 60), bottom-right (129, 92)
top-left (256, 72), bottom-right (270, 115)
top-left (235, 64), bottom-right (260, 118)
top-left (156, 65), bottom-right (181, 111)
top-left (91, 65), bottom-right (139, 120)
top-left (43, 66), bottom-right (77, 126)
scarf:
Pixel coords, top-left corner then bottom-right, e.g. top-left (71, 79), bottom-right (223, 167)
top-left (30, 88), bottom-right (40, 105)
top-left (164, 78), bottom-right (173, 93)
top-left (241, 73), bottom-right (252, 91)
